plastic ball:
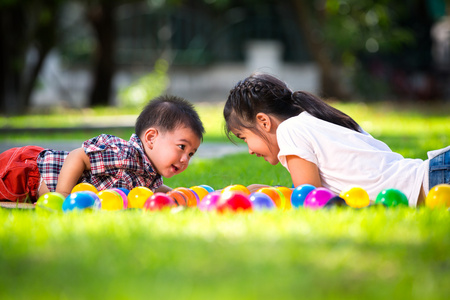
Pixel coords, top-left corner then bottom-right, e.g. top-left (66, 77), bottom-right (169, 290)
top-left (249, 192), bottom-right (275, 210)
top-left (198, 191), bottom-right (221, 211)
top-left (167, 190), bottom-right (188, 206)
top-left (71, 182), bottom-right (98, 194)
top-left (199, 185), bottom-right (215, 193)
top-left (128, 186), bottom-right (154, 209)
top-left (291, 184), bottom-right (315, 208)
top-left (62, 192), bottom-right (96, 212)
top-left (256, 187), bottom-right (285, 209)
top-left (222, 184), bottom-right (251, 196)
top-left (116, 188), bottom-right (130, 196)
top-left (189, 186), bottom-right (210, 200)
top-left (216, 191), bottom-right (252, 213)
top-left (324, 196), bottom-right (349, 208)
top-left (97, 190), bottom-right (124, 211)
top-left (144, 193), bottom-right (176, 211)
top-left (375, 188), bottom-right (408, 207)
top-left (173, 187), bottom-right (198, 207)
top-left (425, 184), bottom-right (450, 209)
top-left (276, 186), bottom-right (293, 210)
top-left (304, 188), bottom-right (335, 210)
top-left (111, 188), bottom-right (129, 209)
top-left (35, 192), bottom-right (65, 214)
top-left (340, 186), bottom-right (371, 208)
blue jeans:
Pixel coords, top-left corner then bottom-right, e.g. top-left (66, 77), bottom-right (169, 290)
top-left (429, 148), bottom-right (450, 189)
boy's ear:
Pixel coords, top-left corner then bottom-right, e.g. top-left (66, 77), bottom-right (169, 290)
top-left (256, 113), bottom-right (271, 132)
top-left (143, 128), bottom-right (158, 149)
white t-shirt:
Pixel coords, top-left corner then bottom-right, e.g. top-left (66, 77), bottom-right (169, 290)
top-left (277, 112), bottom-right (428, 206)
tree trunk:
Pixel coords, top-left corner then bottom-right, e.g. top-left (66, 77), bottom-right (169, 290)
top-left (291, 0), bottom-right (350, 100)
top-left (87, 1), bottom-right (116, 107)
top-left (0, 6), bottom-right (27, 115)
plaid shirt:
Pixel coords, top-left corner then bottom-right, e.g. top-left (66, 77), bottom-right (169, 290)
top-left (36, 134), bottom-right (163, 192)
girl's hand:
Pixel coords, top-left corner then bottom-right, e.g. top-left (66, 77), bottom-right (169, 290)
top-left (286, 155), bottom-right (321, 188)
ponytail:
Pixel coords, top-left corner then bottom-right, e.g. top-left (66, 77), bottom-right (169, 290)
top-left (224, 73), bottom-right (361, 140)
top-left (291, 91), bottom-right (361, 132)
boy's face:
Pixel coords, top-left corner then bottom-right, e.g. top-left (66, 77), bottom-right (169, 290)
top-left (142, 126), bottom-right (201, 178)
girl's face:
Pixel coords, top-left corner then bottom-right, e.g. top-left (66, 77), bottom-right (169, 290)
top-left (143, 126), bottom-right (201, 178)
top-left (233, 127), bottom-right (280, 165)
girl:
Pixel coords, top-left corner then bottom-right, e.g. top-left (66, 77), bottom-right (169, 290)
top-left (223, 73), bottom-right (450, 206)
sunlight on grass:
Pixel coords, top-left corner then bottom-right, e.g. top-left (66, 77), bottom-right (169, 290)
top-left (1, 207), bottom-right (449, 300)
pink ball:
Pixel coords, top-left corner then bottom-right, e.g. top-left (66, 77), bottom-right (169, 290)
top-left (304, 187), bottom-right (335, 210)
top-left (216, 191), bottom-right (252, 213)
top-left (198, 191), bottom-right (221, 211)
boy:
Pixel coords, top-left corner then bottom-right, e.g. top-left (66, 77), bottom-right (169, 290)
top-left (0, 95), bottom-right (204, 202)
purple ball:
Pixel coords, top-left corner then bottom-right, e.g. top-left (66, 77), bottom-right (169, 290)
top-left (249, 192), bottom-right (275, 210)
top-left (304, 187), bottom-right (335, 210)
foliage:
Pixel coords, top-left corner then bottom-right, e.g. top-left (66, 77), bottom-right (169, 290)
top-left (118, 59), bottom-right (170, 109)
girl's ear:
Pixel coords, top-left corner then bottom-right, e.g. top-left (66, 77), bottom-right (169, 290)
top-left (143, 128), bottom-right (158, 149)
top-left (256, 113), bottom-right (272, 132)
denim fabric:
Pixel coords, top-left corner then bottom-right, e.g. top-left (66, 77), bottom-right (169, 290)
top-left (429, 148), bottom-right (450, 189)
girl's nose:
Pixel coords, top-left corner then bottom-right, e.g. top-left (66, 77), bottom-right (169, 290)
top-left (248, 147), bottom-right (254, 155)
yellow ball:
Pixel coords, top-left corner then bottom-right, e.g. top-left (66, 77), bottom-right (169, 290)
top-left (71, 183), bottom-right (98, 194)
top-left (425, 184), bottom-right (450, 209)
top-left (97, 190), bottom-right (123, 211)
top-left (222, 184), bottom-right (251, 196)
top-left (128, 186), bottom-right (153, 209)
top-left (340, 186), bottom-right (370, 208)
top-left (189, 186), bottom-right (209, 200)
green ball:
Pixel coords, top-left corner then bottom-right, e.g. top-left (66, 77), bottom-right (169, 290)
top-left (35, 192), bottom-right (65, 214)
top-left (375, 189), bottom-right (408, 207)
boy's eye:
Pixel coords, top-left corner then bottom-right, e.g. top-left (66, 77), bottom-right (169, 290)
top-left (179, 145), bottom-right (185, 150)
top-left (189, 152), bottom-right (195, 158)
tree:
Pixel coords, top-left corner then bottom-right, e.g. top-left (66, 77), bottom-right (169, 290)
top-left (0, 0), bottom-right (63, 115)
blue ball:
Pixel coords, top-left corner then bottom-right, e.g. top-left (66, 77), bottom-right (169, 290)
top-left (116, 187), bottom-right (130, 196)
top-left (62, 192), bottom-right (96, 212)
top-left (249, 192), bottom-right (276, 210)
top-left (291, 184), bottom-right (316, 208)
top-left (199, 185), bottom-right (215, 193)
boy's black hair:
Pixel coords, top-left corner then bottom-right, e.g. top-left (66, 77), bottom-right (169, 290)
top-left (135, 95), bottom-right (205, 140)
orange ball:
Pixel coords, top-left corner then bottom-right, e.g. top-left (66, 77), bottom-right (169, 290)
top-left (173, 187), bottom-right (198, 207)
top-left (276, 186), bottom-right (293, 210)
top-left (167, 190), bottom-right (188, 206)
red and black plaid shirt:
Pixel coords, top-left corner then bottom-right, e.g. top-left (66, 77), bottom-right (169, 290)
top-left (36, 134), bottom-right (163, 192)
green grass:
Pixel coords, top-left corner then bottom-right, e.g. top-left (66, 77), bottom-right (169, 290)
top-left (1, 101), bottom-right (450, 299)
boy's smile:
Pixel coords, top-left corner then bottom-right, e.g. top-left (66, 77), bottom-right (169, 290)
top-left (143, 126), bottom-right (201, 178)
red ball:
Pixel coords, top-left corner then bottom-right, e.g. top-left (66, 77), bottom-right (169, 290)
top-left (143, 193), bottom-right (176, 211)
top-left (216, 191), bottom-right (253, 213)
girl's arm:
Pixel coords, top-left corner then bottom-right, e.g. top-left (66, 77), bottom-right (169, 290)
top-left (286, 155), bottom-right (322, 188)
top-left (55, 148), bottom-right (91, 197)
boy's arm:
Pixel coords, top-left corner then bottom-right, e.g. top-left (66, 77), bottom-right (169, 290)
top-left (55, 148), bottom-right (91, 197)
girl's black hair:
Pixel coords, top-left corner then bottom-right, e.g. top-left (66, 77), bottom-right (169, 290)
top-left (136, 95), bottom-right (205, 140)
top-left (224, 73), bottom-right (361, 140)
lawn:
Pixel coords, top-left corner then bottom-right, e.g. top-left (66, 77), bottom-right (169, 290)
top-left (0, 101), bottom-right (449, 300)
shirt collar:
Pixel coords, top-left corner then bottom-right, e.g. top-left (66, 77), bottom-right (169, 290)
top-left (129, 133), bottom-right (161, 179)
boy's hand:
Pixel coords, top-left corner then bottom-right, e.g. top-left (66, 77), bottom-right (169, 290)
top-left (55, 148), bottom-right (91, 196)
